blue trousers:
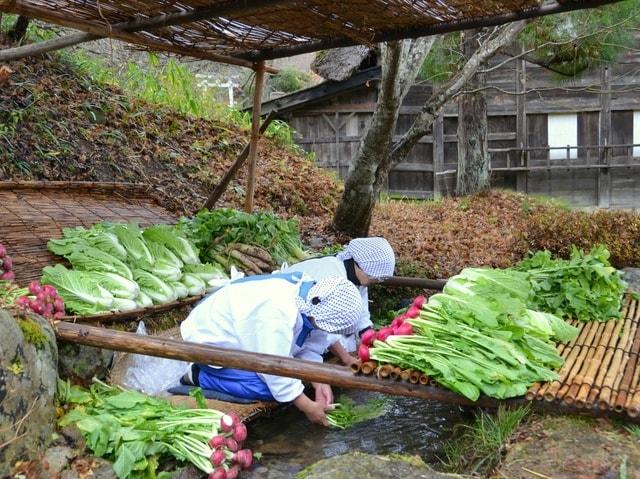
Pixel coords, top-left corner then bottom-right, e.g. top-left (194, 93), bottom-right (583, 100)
top-left (197, 364), bottom-right (276, 401)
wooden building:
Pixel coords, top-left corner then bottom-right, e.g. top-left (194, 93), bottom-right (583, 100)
top-left (260, 47), bottom-right (640, 209)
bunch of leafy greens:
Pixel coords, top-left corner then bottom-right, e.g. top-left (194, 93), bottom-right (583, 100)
top-left (513, 245), bottom-right (628, 321)
top-left (371, 268), bottom-right (579, 401)
top-left (176, 208), bottom-right (308, 265)
top-left (326, 396), bottom-right (387, 429)
top-left (45, 222), bottom-right (227, 315)
top-left (57, 379), bottom-right (224, 479)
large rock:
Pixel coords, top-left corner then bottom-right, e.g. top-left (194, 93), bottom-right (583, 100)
top-left (0, 310), bottom-right (58, 476)
top-left (622, 267), bottom-right (640, 291)
top-left (58, 341), bottom-right (114, 386)
top-left (297, 452), bottom-right (469, 479)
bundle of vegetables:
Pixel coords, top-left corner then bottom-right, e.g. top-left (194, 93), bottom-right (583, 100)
top-left (513, 245), bottom-right (628, 321)
top-left (0, 243), bottom-right (16, 281)
top-left (45, 222), bottom-right (228, 315)
top-left (213, 243), bottom-right (276, 276)
top-left (176, 208), bottom-right (309, 266)
top-left (58, 380), bottom-right (257, 479)
top-left (15, 280), bottom-right (66, 319)
top-left (362, 268), bottom-right (579, 401)
top-left (326, 396), bottom-right (387, 429)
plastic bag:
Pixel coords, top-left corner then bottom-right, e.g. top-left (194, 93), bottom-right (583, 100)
top-left (120, 321), bottom-right (188, 395)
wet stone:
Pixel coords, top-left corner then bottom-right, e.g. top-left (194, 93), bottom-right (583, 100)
top-left (42, 446), bottom-right (78, 478)
top-left (622, 268), bottom-right (640, 291)
top-left (57, 340), bottom-right (115, 386)
top-left (296, 452), bottom-right (468, 479)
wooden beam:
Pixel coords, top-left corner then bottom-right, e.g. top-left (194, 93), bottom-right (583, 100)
top-left (598, 67), bottom-right (612, 208)
top-left (383, 276), bottom-right (446, 290)
top-left (54, 321), bottom-right (498, 407)
top-left (238, 0), bottom-right (620, 61)
top-left (0, 31), bottom-right (99, 62)
top-left (432, 113), bottom-right (444, 199)
top-left (244, 60), bottom-right (266, 213)
top-left (204, 112), bottom-right (275, 210)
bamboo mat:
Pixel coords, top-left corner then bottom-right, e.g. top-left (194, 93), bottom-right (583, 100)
top-left (0, 181), bottom-right (175, 284)
top-left (527, 294), bottom-right (640, 418)
top-left (109, 326), bottom-right (278, 422)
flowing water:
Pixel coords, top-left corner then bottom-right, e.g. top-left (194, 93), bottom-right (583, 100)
top-left (244, 389), bottom-right (473, 479)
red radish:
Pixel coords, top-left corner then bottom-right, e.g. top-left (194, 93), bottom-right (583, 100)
top-left (0, 271), bottom-right (15, 281)
top-left (377, 327), bottom-right (394, 342)
top-left (28, 281), bottom-right (42, 295)
top-left (226, 465), bottom-right (241, 479)
top-left (15, 296), bottom-right (30, 309)
top-left (234, 449), bottom-right (253, 469)
top-left (30, 301), bottom-right (44, 315)
top-left (210, 449), bottom-right (226, 467)
top-left (232, 423), bottom-right (247, 443)
top-left (43, 303), bottom-right (54, 318)
top-left (2, 257), bottom-right (13, 271)
top-left (406, 305), bottom-right (421, 318)
top-left (225, 438), bottom-right (239, 452)
top-left (391, 317), bottom-right (405, 329)
top-left (209, 435), bottom-right (226, 449)
top-left (412, 295), bottom-right (427, 308)
top-left (36, 291), bottom-right (46, 303)
top-left (209, 468), bottom-right (227, 479)
top-left (220, 412), bottom-right (240, 432)
top-left (358, 343), bottom-right (370, 362)
top-left (395, 323), bottom-right (414, 336)
top-left (54, 298), bottom-right (65, 313)
top-left (53, 311), bottom-right (65, 319)
top-left (360, 328), bottom-right (376, 347)
top-left (0, 244), bottom-right (6, 258)
top-left (43, 285), bottom-right (57, 297)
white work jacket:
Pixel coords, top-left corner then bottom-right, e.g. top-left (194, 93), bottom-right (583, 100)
top-left (180, 276), bottom-right (320, 402)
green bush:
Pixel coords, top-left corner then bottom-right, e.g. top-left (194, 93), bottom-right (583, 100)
top-left (268, 68), bottom-right (312, 93)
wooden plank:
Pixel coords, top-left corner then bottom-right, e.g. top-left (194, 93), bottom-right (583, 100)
top-left (433, 113), bottom-right (444, 199)
top-left (598, 67), bottom-right (612, 208)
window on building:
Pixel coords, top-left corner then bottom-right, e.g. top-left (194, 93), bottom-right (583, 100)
top-left (547, 113), bottom-right (578, 159)
top-left (634, 111), bottom-right (640, 158)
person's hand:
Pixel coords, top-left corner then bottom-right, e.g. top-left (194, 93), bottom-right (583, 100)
top-left (312, 382), bottom-right (333, 407)
top-left (293, 393), bottom-right (331, 426)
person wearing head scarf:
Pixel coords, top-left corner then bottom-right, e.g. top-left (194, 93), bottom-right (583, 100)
top-left (180, 272), bottom-right (362, 426)
top-left (283, 237), bottom-right (395, 364)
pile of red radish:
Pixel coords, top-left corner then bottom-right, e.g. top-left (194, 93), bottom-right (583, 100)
top-left (358, 295), bottom-right (426, 362)
top-left (15, 280), bottom-right (66, 319)
top-left (208, 413), bottom-right (255, 479)
top-left (0, 243), bottom-right (15, 281)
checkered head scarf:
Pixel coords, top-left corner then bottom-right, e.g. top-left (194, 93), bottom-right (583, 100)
top-left (336, 237), bottom-right (395, 280)
top-left (294, 276), bottom-right (362, 335)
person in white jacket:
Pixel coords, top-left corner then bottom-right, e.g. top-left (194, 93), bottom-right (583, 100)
top-left (180, 272), bottom-right (362, 426)
top-left (283, 237), bottom-right (396, 365)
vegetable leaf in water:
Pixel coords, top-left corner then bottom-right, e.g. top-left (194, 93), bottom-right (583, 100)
top-left (326, 396), bottom-right (387, 429)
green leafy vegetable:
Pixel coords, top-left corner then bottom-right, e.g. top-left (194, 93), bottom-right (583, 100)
top-left (142, 225), bottom-right (200, 265)
top-left (514, 245), bottom-right (627, 321)
top-left (133, 269), bottom-right (176, 304)
top-left (67, 246), bottom-right (133, 280)
top-left (107, 223), bottom-right (154, 264)
top-left (42, 265), bottom-right (114, 315)
top-left (326, 396), bottom-right (387, 429)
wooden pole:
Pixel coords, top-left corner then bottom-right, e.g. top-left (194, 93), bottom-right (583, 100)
top-left (204, 112), bottom-right (275, 210)
top-left (382, 276), bottom-right (446, 290)
top-left (598, 66), bottom-right (612, 208)
top-left (54, 321), bottom-right (501, 407)
top-left (244, 61), bottom-right (266, 213)
top-left (515, 44), bottom-right (528, 193)
top-left (432, 113), bottom-right (444, 199)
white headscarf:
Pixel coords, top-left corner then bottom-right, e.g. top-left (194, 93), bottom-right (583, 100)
top-left (294, 276), bottom-right (362, 335)
top-left (336, 237), bottom-right (395, 279)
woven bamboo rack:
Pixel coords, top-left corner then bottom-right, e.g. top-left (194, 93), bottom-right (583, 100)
top-left (0, 181), bottom-right (175, 284)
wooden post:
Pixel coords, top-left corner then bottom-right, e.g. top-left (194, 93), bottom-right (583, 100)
top-left (204, 112), bottom-right (274, 210)
top-left (515, 47), bottom-right (528, 193)
top-left (244, 61), bottom-right (266, 213)
top-left (598, 67), bottom-right (611, 208)
top-left (432, 112), bottom-right (444, 198)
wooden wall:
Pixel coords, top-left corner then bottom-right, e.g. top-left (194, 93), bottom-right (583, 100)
top-left (283, 46), bottom-right (640, 208)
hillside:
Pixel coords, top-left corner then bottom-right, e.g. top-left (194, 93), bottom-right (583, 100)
top-left (0, 42), bottom-right (341, 240)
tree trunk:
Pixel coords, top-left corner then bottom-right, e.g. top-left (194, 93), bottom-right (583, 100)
top-left (333, 37), bottom-right (436, 237)
top-left (9, 16), bottom-right (30, 43)
top-left (456, 29), bottom-right (489, 196)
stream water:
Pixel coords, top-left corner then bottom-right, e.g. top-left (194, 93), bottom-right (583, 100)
top-left (244, 389), bottom-right (473, 478)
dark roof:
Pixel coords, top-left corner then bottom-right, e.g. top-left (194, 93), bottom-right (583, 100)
top-left (0, 0), bottom-right (619, 67)
top-left (256, 66), bottom-right (381, 115)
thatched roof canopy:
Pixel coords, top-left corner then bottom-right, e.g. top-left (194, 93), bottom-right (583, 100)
top-left (0, 0), bottom-right (618, 68)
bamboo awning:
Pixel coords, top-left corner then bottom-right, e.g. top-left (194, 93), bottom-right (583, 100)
top-left (0, 0), bottom-right (620, 67)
